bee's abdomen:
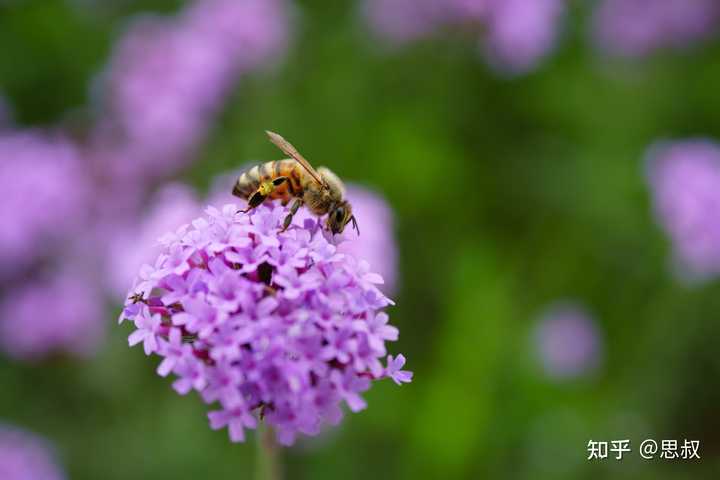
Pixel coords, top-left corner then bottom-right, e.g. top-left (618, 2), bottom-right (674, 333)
top-left (232, 160), bottom-right (303, 200)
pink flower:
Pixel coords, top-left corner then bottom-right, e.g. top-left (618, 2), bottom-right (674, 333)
top-left (0, 266), bottom-right (104, 361)
top-left (0, 425), bottom-right (65, 480)
top-left (120, 201), bottom-right (411, 445)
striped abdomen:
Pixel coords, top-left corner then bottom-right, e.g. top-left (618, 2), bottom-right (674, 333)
top-left (232, 159), bottom-right (306, 201)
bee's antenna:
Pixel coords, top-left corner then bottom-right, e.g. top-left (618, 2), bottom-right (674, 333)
top-left (350, 215), bottom-right (360, 236)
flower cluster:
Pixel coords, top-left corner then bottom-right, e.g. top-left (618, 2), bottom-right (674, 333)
top-left (0, 424), bottom-right (65, 480)
top-left (119, 202), bottom-right (411, 445)
top-left (336, 186), bottom-right (398, 294)
top-left (533, 302), bottom-right (603, 380)
top-left (208, 173), bottom-right (400, 294)
top-left (92, 0), bottom-right (290, 183)
top-left (0, 131), bottom-right (89, 279)
top-left (0, 267), bottom-right (104, 361)
top-left (646, 139), bottom-right (720, 280)
top-left (106, 175), bottom-right (400, 301)
top-left (363, 0), bottom-right (565, 74)
top-left (592, 0), bottom-right (720, 58)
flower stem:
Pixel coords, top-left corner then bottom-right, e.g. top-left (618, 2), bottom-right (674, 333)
top-left (255, 422), bottom-right (282, 480)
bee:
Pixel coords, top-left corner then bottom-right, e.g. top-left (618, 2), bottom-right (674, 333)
top-left (232, 131), bottom-right (359, 235)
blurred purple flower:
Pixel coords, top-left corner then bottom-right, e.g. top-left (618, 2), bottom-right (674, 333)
top-left (483, 0), bottom-right (564, 74)
top-left (534, 303), bottom-right (602, 380)
top-left (119, 201), bottom-right (410, 445)
top-left (105, 183), bottom-right (202, 297)
top-left (0, 425), bottom-right (64, 480)
top-left (593, 0), bottom-right (720, 58)
top-left (336, 185), bottom-right (399, 294)
top-left (361, 0), bottom-right (445, 43)
top-left (363, 0), bottom-right (565, 74)
top-left (0, 267), bottom-right (104, 361)
top-left (0, 131), bottom-right (90, 279)
top-left (92, 0), bottom-right (290, 182)
top-left (646, 139), bottom-right (720, 279)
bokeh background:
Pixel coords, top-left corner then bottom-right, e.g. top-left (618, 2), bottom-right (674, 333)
top-left (2, 0), bottom-right (720, 479)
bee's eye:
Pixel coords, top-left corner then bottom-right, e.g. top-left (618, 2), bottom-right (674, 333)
top-left (334, 208), bottom-right (344, 222)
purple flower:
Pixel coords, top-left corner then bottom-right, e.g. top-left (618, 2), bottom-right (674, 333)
top-left (483, 0), bottom-right (564, 74)
top-left (362, 0), bottom-right (565, 74)
top-left (385, 354), bottom-right (413, 385)
top-left (92, 0), bottom-right (290, 182)
top-left (210, 175), bottom-right (400, 294)
top-left (646, 139), bottom-right (720, 280)
top-left (0, 267), bottom-right (105, 361)
top-left (119, 201), bottom-right (410, 445)
top-left (0, 131), bottom-right (90, 279)
top-left (361, 0), bottom-right (446, 43)
top-left (533, 303), bottom-right (603, 380)
top-left (593, 0), bottom-right (720, 58)
top-left (183, 0), bottom-right (289, 69)
top-left (0, 425), bottom-right (65, 480)
top-left (336, 185), bottom-right (399, 294)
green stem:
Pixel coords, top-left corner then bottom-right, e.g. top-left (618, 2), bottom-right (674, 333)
top-left (255, 422), bottom-right (282, 480)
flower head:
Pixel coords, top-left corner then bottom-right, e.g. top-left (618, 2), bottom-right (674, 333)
top-left (0, 424), bottom-right (65, 480)
top-left (533, 303), bottom-right (603, 380)
top-left (646, 139), bottom-right (720, 280)
top-left (363, 0), bottom-right (565, 74)
top-left (0, 267), bottom-right (104, 361)
top-left (0, 131), bottom-right (89, 279)
top-left (336, 185), bottom-right (398, 294)
top-left (482, 0), bottom-right (565, 74)
top-left (210, 174), bottom-right (400, 294)
top-left (593, 0), bottom-right (720, 58)
top-left (92, 0), bottom-right (291, 182)
top-left (120, 201), bottom-right (410, 445)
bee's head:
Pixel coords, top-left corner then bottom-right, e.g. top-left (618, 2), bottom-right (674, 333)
top-left (327, 201), bottom-right (359, 235)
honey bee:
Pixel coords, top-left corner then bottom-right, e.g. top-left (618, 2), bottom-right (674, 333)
top-left (232, 131), bottom-right (359, 235)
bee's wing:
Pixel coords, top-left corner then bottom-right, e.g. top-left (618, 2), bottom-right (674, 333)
top-left (266, 131), bottom-right (326, 188)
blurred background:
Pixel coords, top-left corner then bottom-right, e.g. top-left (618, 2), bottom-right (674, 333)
top-left (1, 0), bottom-right (720, 478)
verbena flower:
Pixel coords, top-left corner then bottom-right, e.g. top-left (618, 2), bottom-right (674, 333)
top-left (534, 303), bottom-right (602, 380)
top-left (362, 0), bottom-right (565, 74)
top-left (209, 173), bottom-right (400, 294)
top-left (0, 424), bottom-right (65, 480)
top-left (119, 202), bottom-right (411, 445)
top-left (92, 0), bottom-right (290, 182)
top-left (646, 139), bottom-right (720, 280)
top-left (482, 0), bottom-right (564, 74)
top-left (361, 0), bottom-right (445, 44)
top-left (0, 131), bottom-right (89, 279)
top-left (593, 0), bottom-right (720, 58)
top-left (0, 267), bottom-right (104, 361)
top-left (336, 185), bottom-right (398, 294)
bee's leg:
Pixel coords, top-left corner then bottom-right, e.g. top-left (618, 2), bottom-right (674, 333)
top-left (239, 180), bottom-right (276, 213)
top-left (281, 198), bottom-right (303, 232)
top-left (239, 177), bottom-right (289, 213)
top-left (239, 190), bottom-right (267, 213)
